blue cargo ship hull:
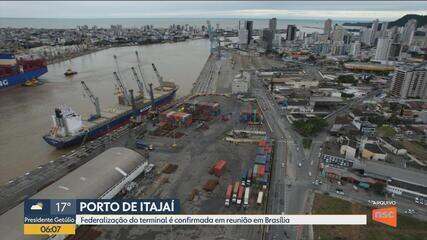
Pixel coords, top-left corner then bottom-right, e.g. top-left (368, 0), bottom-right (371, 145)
top-left (43, 88), bottom-right (177, 148)
top-left (0, 67), bottom-right (48, 90)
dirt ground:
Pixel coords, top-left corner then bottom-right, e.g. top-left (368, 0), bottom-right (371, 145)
top-left (94, 95), bottom-right (269, 240)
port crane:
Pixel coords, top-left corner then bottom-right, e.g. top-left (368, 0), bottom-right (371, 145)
top-left (113, 71), bottom-right (131, 106)
top-left (151, 63), bottom-right (164, 87)
top-left (130, 67), bottom-right (145, 98)
top-left (80, 81), bottom-right (101, 121)
top-left (135, 51), bottom-right (149, 94)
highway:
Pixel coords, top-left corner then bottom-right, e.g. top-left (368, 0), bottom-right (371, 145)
top-left (253, 75), bottom-right (312, 240)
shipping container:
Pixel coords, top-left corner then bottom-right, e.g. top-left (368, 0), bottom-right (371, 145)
top-left (241, 169), bottom-right (248, 186)
top-left (225, 184), bottom-right (233, 207)
top-left (243, 187), bottom-right (250, 207)
top-left (237, 185), bottom-right (245, 205)
top-left (258, 165), bottom-right (266, 177)
top-left (265, 163), bottom-right (271, 173)
top-left (246, 169), bottom-right (253, 186)
top-left (213, 160), bottom-right (227, 177)
top-left (257, 191), bottom-right (264, 205)
top-left (255, 155), bottom-right (267, 165)
top-left (232, 181), bottom-right (240, 203)
top-left (253, 165), bottom-right (258, 177)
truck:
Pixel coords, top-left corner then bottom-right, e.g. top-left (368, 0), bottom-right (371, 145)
top-left (225, 184), bottom-right (233, 207)
top-left (135, 139), bottom-right (153, 150)
top-left (232, 181), bottom-right (240, 203)
top-left (241, 170), bottom-right (248, 186)
top-left (237, 185), bottom-right (245, 205)
top-left (243, 187), bottom-right (250, 207)
top-left (213, 160), bottom-right (227, 177)
top-left (246, 169), bottom-right (253, 186)
top-left (257, 191), bottom-right (264, 205)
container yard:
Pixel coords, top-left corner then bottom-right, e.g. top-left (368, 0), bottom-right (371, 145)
top-left (0, 45), bottom-right (273, 240)
top-left (93, 93), bottom-right (273, 240)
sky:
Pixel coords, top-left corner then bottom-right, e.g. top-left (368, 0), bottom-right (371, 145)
top-left (0, 1), bottom-right (426, 21)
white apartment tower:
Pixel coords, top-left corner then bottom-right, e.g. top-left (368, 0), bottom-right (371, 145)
top-left (391, 63), bottom-right (427, 99)
top-left (374, 37), bottom-right (392, 61)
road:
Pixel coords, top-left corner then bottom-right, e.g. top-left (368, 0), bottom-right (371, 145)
top-left (253, 74), bottom-right (312, 240)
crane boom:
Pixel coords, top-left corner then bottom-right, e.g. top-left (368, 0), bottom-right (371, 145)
top-left (80, 81), bottom-right (101, 120)
top-left (131, 67), bottom-right (144, 97)
top-left (135, 51), bottom-right (149, 93)
top-left (151, 63), bottom-right (164, 86)
top-left (113, 71), bottom-right (130, 105)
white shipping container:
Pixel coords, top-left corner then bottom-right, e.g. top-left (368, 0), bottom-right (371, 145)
top-left (257, 191), bottom-right (264, 205)
top-left (243, 187), bottom-right (250, 207)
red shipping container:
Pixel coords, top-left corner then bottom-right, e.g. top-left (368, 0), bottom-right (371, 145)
top-left (258, 140), bottom-right (267, 147)
top-left (258, 165), bottom-right (266, 177)
top-left (213, 160), bottom-right (227, 176)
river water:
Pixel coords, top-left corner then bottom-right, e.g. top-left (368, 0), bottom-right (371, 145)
top-left (0, 39), bottom-right (210, 184)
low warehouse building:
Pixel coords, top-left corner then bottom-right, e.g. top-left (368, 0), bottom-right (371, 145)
top-left (0, 147), bottom-right (148, 240)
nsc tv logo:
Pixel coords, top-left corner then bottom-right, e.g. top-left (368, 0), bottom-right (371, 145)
top-left (372, 206), bottom-right (397, 227)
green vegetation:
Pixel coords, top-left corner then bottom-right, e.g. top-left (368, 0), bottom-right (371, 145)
top-left (389, 14), bottom-right (427, 28)
top-left (313, 193), bottom-right (427, 240)
top-left (302, 138), bottom-right (312, 149)
top-left (377, 125), bottom-right (396, 138)
top-left (337, 75), bottom-right (358, 85)
top-left (371, 182), bottom-right (386, 195)
top-left (293, 117), bottom-right (328, 136)
top-left (341, 92), bottom-right (355, 99)
top-left (343, 14), bottom-right (427, 28)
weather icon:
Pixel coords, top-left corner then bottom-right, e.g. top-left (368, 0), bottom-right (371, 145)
top-left (30, 202), bottom-right (43, 211)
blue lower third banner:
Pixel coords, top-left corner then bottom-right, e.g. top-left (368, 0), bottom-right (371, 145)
top-left (24, 199), bottom-right (180, 235)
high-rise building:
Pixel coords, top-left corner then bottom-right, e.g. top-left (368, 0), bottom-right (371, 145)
top-left (350, 41), bottom-right (361, 57)
top-left (286, 25), bottom-right (297, 41)
top-left (331, 41), bottom-right (345, 55)
top-left (273, 34), bottom-right (282, 48)
top-left (401, 19), bottom-right (417, 46)
top-left (374, 37), bottom-right (392, 61)
top-left (380, 22), bottom-right (388, 37)
top-left (269, 18), bottom-right (277, 33)
top-left (245, 20), bottom-right (254, 45)
top-left (389, 42), bottom-right (402, 60)
top-left (324, 19), bottom-right (332, 36)
top-left (390, 63), bottom-right (427, 99)
top-left (332, 25), bottom-right (348, 43)
top-left (238, 29), bottom-right (249, 48)
top-left (360, 27), bottom-right (372, 45)
top-left (262, 28), bottom-right (274, 52)
top-left (370, 19), bottom-right (380, 46)
top-left (324, 19), bottom-right (332, 35)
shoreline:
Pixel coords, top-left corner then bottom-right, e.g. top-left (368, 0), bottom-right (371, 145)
top-left (46, 37), bottom-right (206, 65)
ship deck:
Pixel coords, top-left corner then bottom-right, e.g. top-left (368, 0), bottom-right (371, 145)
top-left (80, 89), bottom-right (172, 129)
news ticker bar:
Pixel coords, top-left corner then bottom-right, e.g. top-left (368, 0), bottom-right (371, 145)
top-left (24, 215), bottom-right (367, 234)
top-left (23, 199), bottom-right (367, 235)
top-left (76, 214), bottom-right (367, 225)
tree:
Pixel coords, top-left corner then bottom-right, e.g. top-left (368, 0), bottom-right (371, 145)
top-left (337, 75), bottom-right (357, 86)
top-left (293, 117), bottom-right (328, 136)
top-left (371, 182), bottom-right (386, 195)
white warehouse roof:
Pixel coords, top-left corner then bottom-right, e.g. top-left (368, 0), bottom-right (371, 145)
top-left (0, 147), bottom-right (145, 240)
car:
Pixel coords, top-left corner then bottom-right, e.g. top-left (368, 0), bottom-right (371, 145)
top-left (298, 162), bottom-right (302, 167)
top-left (336, 188), bottom-right (344, 195)
top-left (415, 197), bottom-right (425, 205)
top-left (297, 147), bottom-right (300, 151)
top-left (308, 171), bottom-right (312, 177)
top-left (281, 162), bottom-right (285, 168)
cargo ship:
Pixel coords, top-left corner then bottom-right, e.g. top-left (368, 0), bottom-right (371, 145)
top-left (0, 53), bottom-right (48, 89)
top-left (43, 52), bottom-right (177, 148)
top-left (43, 84), bottom-right (177, 148)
